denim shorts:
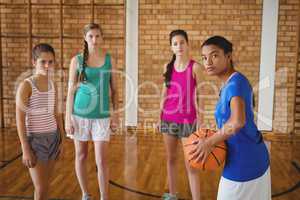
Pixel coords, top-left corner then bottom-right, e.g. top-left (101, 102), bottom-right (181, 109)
top-left (160, 120), bottom-right (197, 138)
top-left (27, 130), bottom-right (61, 161)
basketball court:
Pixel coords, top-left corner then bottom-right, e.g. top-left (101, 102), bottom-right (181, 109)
top-left (0, 0), bottom-right (300, 199)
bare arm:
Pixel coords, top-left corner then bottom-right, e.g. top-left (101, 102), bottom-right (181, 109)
top-left (16, 81), bottom-right (31, 151)
top-left (54, 82), bottom-right (65, 137)
top-left (191, 96), bottom-right (246, 162)
top-left (110, 56), bottom-right (119, 112)
top-left (65, 57), bottom-right (78, 133)
top-left (207, 96), bottom-right (246, 143)
top-left (158, 64), bottom-right (168, 122)
top-left (109, 56), bottom-right (120, 130)
top-left (193, 62), bottom-right (205, 126)
top-left (16, 80), bottom-right (36, 168)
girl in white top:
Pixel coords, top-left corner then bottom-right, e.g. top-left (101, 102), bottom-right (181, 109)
top-left (16, 43), bottom-right (64, 200)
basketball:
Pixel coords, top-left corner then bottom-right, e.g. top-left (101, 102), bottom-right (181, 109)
top-left (183, 128), bottom-right (227, 170)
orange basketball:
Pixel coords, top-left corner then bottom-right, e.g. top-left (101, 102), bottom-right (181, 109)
top-left (183, 128), bottom-right (227, 170)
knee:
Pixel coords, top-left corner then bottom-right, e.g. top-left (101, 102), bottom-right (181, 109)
top-left (166, 154), bottom-right (177, 165)
top-left (185, 163), bottom-right (198, 174)
top-left (184, 158), bottom-right (199, 174)
top-left (76, 150), bottom-right (88, 163)
top-left (95, 155), bottom-right (108, 169)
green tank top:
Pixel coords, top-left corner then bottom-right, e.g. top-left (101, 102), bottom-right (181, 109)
top-left (73, 53), bottom-right (111, 119)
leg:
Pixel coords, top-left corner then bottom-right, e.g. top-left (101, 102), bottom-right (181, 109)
top-left (163, 134), bottom-right (179, 195)
top-left (74, 140), bottom-right (89, 196)
top-left (181, 138), bottom-right (201, 200)
top-left (29, 160), bottom-right (54, 200)
top-left (94, 141), bottom-right (109, 200)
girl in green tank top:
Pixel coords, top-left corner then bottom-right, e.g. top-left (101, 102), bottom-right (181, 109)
top-left (73, 53), bottom-right (111, 119)
top-left (65, 23), bottom-right (119, 200)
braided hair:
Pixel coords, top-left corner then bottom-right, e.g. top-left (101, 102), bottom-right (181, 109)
top-left (163, 29), bottom-right (188, 88)
top-left (78, 23), bottom-right (103, 83)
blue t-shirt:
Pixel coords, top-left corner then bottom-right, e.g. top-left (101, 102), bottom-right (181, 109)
top-left (215, 72), bottom-right (269, 182)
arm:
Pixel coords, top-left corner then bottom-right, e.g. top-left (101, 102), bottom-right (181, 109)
top-left (15, 80), bottom-right (36, 168)
top-left (193, 62), bottom-right (204, 126)
top-left (157, 64), bottom-right (168, 124)
top-left (65, 57), bottom-right (78, 134)
top-left (207, 96), bottom-right (246, 144)
top-left (110, 56), bottom-right (119, 112)
top-left (109, 56), bottom-right (120, 130)
top-left (191, 96), bottom-right (246, 162)
top-left (54, 82), bottom-right (65, 138)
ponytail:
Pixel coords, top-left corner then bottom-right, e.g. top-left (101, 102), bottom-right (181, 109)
top-left (163, 54), bottom-right (176, 88)
top-left (164, 29), bottom-right (188, 88)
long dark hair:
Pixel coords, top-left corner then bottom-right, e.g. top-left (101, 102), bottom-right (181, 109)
top-left (164, 29), bottom-right (188, 88)
top-left (78, 23), bottom-right (102, 83)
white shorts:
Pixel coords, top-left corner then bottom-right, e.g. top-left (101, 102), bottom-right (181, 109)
top-left (217, 167), bottom-right (271, 200)
top-left (67, 115), bottom-right (111, 142)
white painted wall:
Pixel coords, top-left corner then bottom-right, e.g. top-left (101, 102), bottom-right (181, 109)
top-left (125, 0), bottom-right (138, 126)
top-left (257, 0), bottom-right (279, 131)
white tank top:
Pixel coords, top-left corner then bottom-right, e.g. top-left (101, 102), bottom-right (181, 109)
top-left (25, 77), bottom-right (57, 134)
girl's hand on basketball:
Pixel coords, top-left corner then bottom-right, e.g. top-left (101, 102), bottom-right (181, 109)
top-left (189, 139), bottom-right (213, 163)
top-left (22, 147), bottom-right (37, 168)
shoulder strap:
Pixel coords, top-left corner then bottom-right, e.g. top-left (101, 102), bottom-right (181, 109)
top-left (48, 79), bottom-right (55, 92)
top-left (188, 59), bottom-right (195, 68)
top-left (76, 54), bottom-right (84, 71)
top-left (25, 77), bottom-right (36, 89)
top-left (105, 53), bottom-right (112, 68)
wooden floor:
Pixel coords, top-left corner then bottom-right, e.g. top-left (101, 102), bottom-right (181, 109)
top-left (0, 128), bottom-right (300, 200)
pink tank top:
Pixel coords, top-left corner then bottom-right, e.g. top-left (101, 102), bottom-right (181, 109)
top-left (161, 60), bottom-right (197, 124)
top-left (25, 78), bottom-right (57, 134)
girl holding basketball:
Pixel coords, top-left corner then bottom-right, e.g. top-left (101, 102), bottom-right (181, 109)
top-left (16, 43), bottom-right (64, 200)
top-left (159, 29), bottom-right (204, 200)
top-left (192, 36), bottom-right (271, 200)
top-left (65, 23), bottom-right (119, 200)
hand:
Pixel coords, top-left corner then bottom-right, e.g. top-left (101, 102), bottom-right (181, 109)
top-left (156, 118), bottom-right (161, 132)
top-left (189, 139), bottom-right (214, 163)
top-left (110, 113), bottom-right (120, 132)
top-left (197, 120), bottom-right (204, 130)
top-left (22, 147), bottom-right (36, 168)
top-left (57, 132), bottom-right (64, 159)
top-left (65, 118), bottom-right (75, 136)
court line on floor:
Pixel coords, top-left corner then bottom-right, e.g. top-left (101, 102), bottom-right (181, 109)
top-left (0, 196), bottom-right (68, 200)
top-left (0, 153), bottom-right (22, 169)
top-left (1, 151), bottom-right (299, 199)
top-left (109, 180), bottom-right (187, 200)
top-left (272, 161), bottom-right (300, 198)
top-left (109, 161), bottom-right (300, 199)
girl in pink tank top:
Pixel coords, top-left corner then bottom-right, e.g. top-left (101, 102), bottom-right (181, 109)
top-left (159, 30), bottom-right (204, 200)
top-left (16, 43), bottom-right (64, 199)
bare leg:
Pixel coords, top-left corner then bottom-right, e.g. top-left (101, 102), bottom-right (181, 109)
top-left (29, 160), bottom-right (55, 200)
top-left (74, 140), bottom-right (89, 196)
top-left (181, 138), bottom-right (201, 200)
top-left (94, 141), bottom-right (109, 200)
top-left (163, 134), bottom-right (179, 195)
